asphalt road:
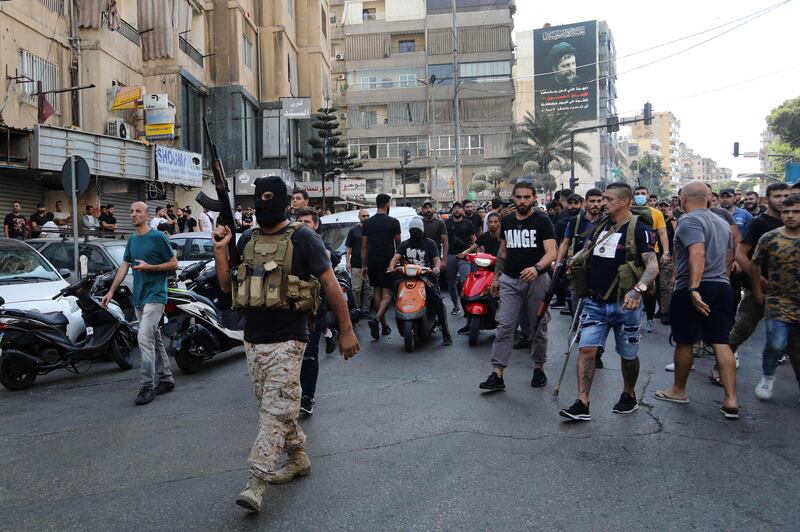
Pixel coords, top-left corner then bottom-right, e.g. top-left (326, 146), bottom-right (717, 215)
top-left (1, 303), bottom-right (798, 531)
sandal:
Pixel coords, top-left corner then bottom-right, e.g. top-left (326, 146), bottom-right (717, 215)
top-left (708, 375), bottom-right (723, 387)
top-left (720, 405), bottom-right (740, 420)
top-left (654, 389), bottom-right (690, 404)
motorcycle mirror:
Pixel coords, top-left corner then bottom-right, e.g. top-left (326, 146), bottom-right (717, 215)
top-left (0, 296), bottom-right (5, 306)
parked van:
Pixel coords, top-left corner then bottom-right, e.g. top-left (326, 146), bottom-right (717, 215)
top-left (320, 207), bottom-right (418, 264)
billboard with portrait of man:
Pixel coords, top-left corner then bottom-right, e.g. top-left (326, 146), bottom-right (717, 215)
top-left (534, 20), bottom-right (598, 121)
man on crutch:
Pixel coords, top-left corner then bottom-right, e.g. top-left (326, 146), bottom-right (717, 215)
top-left (478, 181), bottom-right (558, 391)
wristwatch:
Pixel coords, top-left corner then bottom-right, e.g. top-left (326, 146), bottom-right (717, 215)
top-left (634, 283), bottom-right (648, 294)
top-left (534, 264), bottom-right (544, 274)
top-left (687, 287), bottom-right (699, 293)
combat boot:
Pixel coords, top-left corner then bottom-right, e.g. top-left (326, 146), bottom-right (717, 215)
top-left (269, 449), bottom-right (311, 484)
top-left (236, 474), bottom-right (266, 513)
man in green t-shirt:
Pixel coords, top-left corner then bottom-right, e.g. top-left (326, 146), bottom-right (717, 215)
top-left (751, 194), bottom-right (800, 401)
top-left (102, 201), bottom-right (178, 405)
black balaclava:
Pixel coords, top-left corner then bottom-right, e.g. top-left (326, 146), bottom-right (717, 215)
top-left (254, 176), bottom-right (289, 228)
top-left (410, 228), bottom-right (424, 247)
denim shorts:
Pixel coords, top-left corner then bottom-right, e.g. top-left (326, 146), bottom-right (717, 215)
top-left (578, 299), bottom-right (643, 360)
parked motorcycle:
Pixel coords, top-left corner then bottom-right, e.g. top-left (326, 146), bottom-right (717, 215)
top-left (393, 262), bottom-right (438, 352)
top-left (0, 273), bottom-right (134, 391)
top-left (460, 252), bottom-right (499, 346)
top-left (162, 259), bottom-right (244, 374)
top-left (332, 269), bottom-right (360, 326)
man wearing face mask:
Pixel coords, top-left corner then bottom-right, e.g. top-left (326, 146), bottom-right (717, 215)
top-left (211, 176), bottom-right (359, 514)
top-left (388, 217), bottom-right (452, 345)
top-left (633, 186), bottom-right (670, 332)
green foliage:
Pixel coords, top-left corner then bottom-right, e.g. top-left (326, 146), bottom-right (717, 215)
top-left (630, 154), bottom-right (668, 196)
top-left (506, 110), bottom-right (592, 177)
top-left (767, 138), bottom-right (800, 175)
top-left (711, 180), bottom-right (741, 193)
top-left (767, 96), bottom-right (800, 146)
top-left (296, 106), bottom-right (362, 207)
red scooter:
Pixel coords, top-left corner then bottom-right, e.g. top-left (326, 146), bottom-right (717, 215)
top-left (460, 252), bottom-right (499, 346)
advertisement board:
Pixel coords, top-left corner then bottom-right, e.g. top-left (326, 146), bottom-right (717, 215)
top-left (534, 20), bottom-right (597, 121)
top-left (300, 181), bottom-right (336, 198)
top-left (281, 97), bottom-right (312, 119)
top-left (338, 179), bottom-right (366, 197)
top-left (145, 123), bottom-right (175, 140)
top-left (155, 145), bottom-right (202, 187)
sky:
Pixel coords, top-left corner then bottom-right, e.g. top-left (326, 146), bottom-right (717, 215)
top-left (514, 0), bottom-right (800, 177)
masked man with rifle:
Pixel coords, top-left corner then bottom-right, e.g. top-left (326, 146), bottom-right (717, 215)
top-left (211, 176), bottom-right (359, 514)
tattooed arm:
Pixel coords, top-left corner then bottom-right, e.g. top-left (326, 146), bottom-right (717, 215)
top-left (623, 251), bottom-right (659, 310)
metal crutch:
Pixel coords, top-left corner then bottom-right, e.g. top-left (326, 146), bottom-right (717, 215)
top-left (553, 298), bottom-right (584, 397)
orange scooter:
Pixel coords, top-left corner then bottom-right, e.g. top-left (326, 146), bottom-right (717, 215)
top-left (393, 262), bottom-right (438, 352)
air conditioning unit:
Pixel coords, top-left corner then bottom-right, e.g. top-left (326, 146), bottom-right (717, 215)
top-left (339, 113), bottom-right (347, 120)
top-left (302, 171), bottom-right (311, 182)
top-left (335, 53), bottom-right (344, 61)
top-left (391, 188), bottom-right (398, 195)
top-left (336, 74), bottom-right (346, 80)
top-left (420, 182), bottom-right (426, 193)
top-left (107, 118), bottom-right (133, 140)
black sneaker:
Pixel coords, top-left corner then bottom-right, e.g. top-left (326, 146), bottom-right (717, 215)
top-left (381, 323), bottom-right (392, 336)
top-left (479, 372), bottom-right (505, 391)
top-left (559, 399), bottom-right (591, 421)
top-left (457, 324), bottom-right (471, 335)
top-left (551, 301), bottom-right (567, 309)
top-left (156, 381), bottom-right (175, 396)
top-left (300, 395), bottom-right (314, 415)
top-left (513, 336), bottom-right (532, 350)
top-left (450, 307), bottom-right (460, 316)
top-left (612, 392), bottom-right (639, 414)
top-left (325, 330), bottom-right (339, 354)
top-left (134, 386), bottom-right (156, 405)
top-left (368, 318), bottom-right (380, 340)
top-left (560, 309), bottom-right (572, 316)
top-left (443, 334), bottom-right (453, 346)
top-left (530, 368), bottom-right (547, 388)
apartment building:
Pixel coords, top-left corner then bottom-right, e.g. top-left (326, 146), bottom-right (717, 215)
top-left (328, 0), bottom-right (514, 206)
top-left (631, 110), bottom-right (681, 184)
top-left (515, 20), bottom-right (621, 192)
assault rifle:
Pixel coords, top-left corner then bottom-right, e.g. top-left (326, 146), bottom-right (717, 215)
top-left (196, 117), bottom-right (241, 267)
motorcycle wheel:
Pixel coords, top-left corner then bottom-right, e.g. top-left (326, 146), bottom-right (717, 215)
top-left (0, 353), bottom-right (37, 391)
top-left (402, 321), bottom-right (415, 353)
top-left (468, 316), bottom-right (481, 347)
top-left (175, 347), bottom-right (204, 374)
top-left (109, 330), bottom-right (133, 370)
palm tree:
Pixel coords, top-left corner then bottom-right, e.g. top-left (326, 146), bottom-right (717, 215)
top-left (506, 110), bottom-right (592, 177)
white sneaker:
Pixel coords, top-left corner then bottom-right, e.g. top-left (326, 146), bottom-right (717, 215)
top-left (778, 354), bottom-right (789, 364)
top-left (665, 362), bottom-right (695, 372)
top-left (734, 352), bottom-right (740, 369)
top-left (755, 375), bottom-right (776, 400)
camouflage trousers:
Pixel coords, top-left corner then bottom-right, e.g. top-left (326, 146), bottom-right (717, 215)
top-left (244, 339), bottom-right (307, 482)
top-left (729, 289), bottom-right (764, 352)
top-left (658, 261), bottom-right (674, 318)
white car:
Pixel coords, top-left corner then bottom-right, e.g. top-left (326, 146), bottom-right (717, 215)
top-left (169, 232), bottom-right (243, 271)
top-left (0, 238), bottom-right (84, 343)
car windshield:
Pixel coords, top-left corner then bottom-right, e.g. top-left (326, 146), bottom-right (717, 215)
top-left (105, 245), bottom-right (126, 266)
top-left (0, 242), bottom-right (60, 284)
top-left (320, 223), bottom-right (354, 256)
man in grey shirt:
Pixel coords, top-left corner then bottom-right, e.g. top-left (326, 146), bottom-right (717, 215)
top-left (421, 200), bottom-right (448, 258)
top-left (656, 181), bottom-right (739, 419)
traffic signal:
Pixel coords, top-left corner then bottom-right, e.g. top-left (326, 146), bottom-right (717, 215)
top-left (733, 142), bottom-right (740, 158)
top-left (402, 147), bottom-right (411, 166)
top-left (643, 102), bottom-right (653, 126)
top-left (606, 115), bottom-right (619, 133)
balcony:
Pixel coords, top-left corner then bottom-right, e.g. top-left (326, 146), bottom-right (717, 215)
top-left (117, 19), bottom-right (141, 47)
top-left (179, 36), bottom-right (204, 67)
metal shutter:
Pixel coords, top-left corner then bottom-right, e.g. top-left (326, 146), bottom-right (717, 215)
top-left (0, 175), bottom-right (46, 217)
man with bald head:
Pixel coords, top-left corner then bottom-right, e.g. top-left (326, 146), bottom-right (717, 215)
top-left (345, 208), bottom-right (373, 316)
top-left (101, 201), bottom-right (178, 405)
top-left (656, 181), bottom-right (739, 419)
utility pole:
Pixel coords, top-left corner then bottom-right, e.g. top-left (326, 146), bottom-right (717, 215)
top-left (451, 0), bottom-right (461, 200)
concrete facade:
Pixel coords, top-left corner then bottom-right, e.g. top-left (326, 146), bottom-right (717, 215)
top-left (631, 110), bottom-right (681, 184)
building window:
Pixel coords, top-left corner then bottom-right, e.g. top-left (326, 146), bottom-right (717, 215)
top-left (359, 76), bottom-right (378, 90)
top-left (241, 97), bottom-right (256, 164)
top-left (321, 7), bottom-right (327, 37)
top-left (348, 136), bottom-right (429, 161)
top-left (398, 40), bottom-right (416, 53)
top-left (18, 50), bottom-right (60, 112)
top-left (288, 0), bottom-right (294, 17)
top-left (181, 79), bottom-right (205, 156)
top-left (458, 61), bottom-right (511, 83)
top-left (362, 8), bottom-right (376, 21)
top-left (432, 135), bottom-right (483, 157)
top-left (427, 64), bottom-right (454, 85)
top-left (366, 179), bottom-right (381, 194)
top-left (242, 35), bottom-right (253, 70)
top-left (352, 67), bottom-right (424, 90)
top-left (398, 74), bottom-right (416, 88)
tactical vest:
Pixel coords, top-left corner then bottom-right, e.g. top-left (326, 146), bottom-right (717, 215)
top-left (231, 223), bottom-right (320, 313)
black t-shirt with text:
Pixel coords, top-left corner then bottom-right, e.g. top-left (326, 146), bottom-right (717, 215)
top-left (362, 213), bottom-right (401, 260)
top-left (29, 212), bottom-right (47, 238)
top-left (587, 220), bottom-right (653, 300)
top-left (4, 213), bottom-right (26, 239)
top-left (741, 212), bottom-right (783, 289)
top-left (500, 211), bottom-right (555, 278)
top-left (445, 217), bottom-right (476, 255)
top-left (476, 231), bottom-right (501, 257)
top-left (396, 237), bottom-right (439, 268)
top-left (345, 224), bottom-right (364, 269)
top-left (235, 225), bottom-right (332, 344)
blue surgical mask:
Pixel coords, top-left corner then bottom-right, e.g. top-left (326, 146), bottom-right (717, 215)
top-left (634, 195), bottom-right (647, 206)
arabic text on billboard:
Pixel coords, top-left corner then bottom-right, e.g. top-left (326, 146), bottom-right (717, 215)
top-left (534, 21), bottom-right (597, 121)
top-left (281, 98), bottom-right (312, 119)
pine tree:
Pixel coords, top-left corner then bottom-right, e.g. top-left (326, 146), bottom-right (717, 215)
top-left (296, 106), bottom-right (361, 212)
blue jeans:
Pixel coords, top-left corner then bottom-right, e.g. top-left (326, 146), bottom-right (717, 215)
top-left (445, 256), bottom-right (471, 308)
top-left (762, 319), bottom-right (800, 377)
top-left (578, 299), bottom-right (642, 360)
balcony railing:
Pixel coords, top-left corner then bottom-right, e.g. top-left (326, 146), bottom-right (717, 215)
top-left (179, 36), bottom-right (204, 67)
top-left (117, 19), bottom-right (141, 47)
top-left (39, 0), bottom-right (64, 14)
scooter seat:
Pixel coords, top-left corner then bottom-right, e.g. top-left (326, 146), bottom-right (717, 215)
top-left (3, 309), bottom-right (69, 327)
top-left (188, 291), bottom-right (219, 321)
